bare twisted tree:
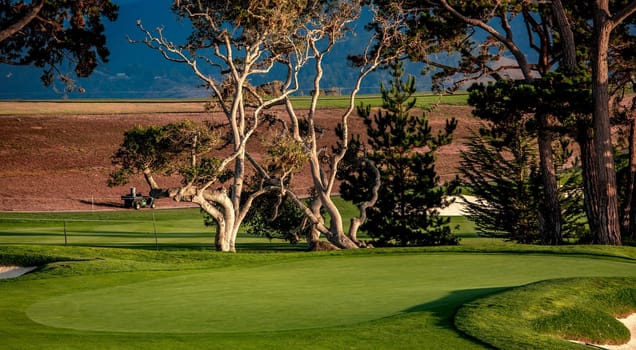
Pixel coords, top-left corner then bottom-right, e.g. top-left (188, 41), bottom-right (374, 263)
top-left (112, 1), bottom-right (411, 251)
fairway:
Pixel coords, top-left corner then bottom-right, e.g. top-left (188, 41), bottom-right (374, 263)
top-left (25, 253), bottom-right (636, 334)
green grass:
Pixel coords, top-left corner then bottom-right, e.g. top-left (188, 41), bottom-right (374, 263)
top-left (2, 244), bottom-right (636, 349)
top-left (0, 93), bottom-right (468, 115)
top-left (2, 206), bottom-right (636, 349)
top-left (288, 93), bottom-right (468, 109)
top-left (0, 209), bottom-right (216, 249)
top-left (0, 204), bottom-right (494, 252)
top-left (0, 200), bottom-right (468, 249)
top-left (456, 277), bottom-right (636, 349)
top-left (22, 254), bottom-right (636, 335)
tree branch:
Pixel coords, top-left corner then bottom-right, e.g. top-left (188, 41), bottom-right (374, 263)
top-left (437, 0), bottom-right (533, 81)
top-left (611, 1), bottom-right (636, 28)
top-left (0, 1), bottom-right (44, 43)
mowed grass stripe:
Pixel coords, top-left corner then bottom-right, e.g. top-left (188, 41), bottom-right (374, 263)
top-left (26, 254), bottom-right (636, 334)
top-left (0, 209), bottom-right (215, 247)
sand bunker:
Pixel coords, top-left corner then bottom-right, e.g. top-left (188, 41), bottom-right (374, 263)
top-left (596, 314), bottom-right (636, 350)
top-left (0, 266), bottom-right (36, 279)
top-left (570, 314), bottom-right (636, 350)
top-left (436, 195), bottom-right (478, 216)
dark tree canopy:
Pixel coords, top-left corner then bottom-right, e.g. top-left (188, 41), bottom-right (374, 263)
top-left (108, 120), bottom-right (222, 192)
top-left (0, 0), bottom-right (119, 89)
top-left (369, 0), bottom-right (636, 245)
top-left (462, 78), bottom-right (587, 243)
top-left (340, 62), bottom-right (459, 246)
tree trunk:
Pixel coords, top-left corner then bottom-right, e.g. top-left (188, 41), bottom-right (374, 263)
top-left (482, 12), bottom-right (564, 245)
top-left (551, 0), bottom-right (577, 71)
top-left (215, 219), bottom-right (231, 252)
top-left (227, 226), bottom-right (239, 253)
top-left (302, 198), bottom-right (339, 251)
top-left (191, 190), bottom-right (238, 252)
top-left (621, 116), bottom-right (636, 238)
top-left (591, 4), bottom-right (622, 245)
top-left (305, 198), bottom-right (322, 249)
top-left (232, 150), bottom-right (245, 212)
top-left (537, 113), bottom-right (562, 245)
top-left (320, 192), bottom-right (360, 249)
top-left (578, 122), bottom-right (602, 242)
top-left (143, 168), bottom-right (160, 190)
top-left (287, 188), bottom-right (358, 250)
top-left (628, 102), bottom-right (636, 239)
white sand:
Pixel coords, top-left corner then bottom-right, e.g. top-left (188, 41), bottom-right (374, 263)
top-left (595, 314), bottom-right (636, 350)
top-left (436, 195), bottom-right (479, 216)
top-left (0, 266), bottom-right (37, 279)
top-left (570, 314), bottom-right (636, 349)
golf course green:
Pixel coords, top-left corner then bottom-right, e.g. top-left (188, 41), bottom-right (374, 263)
top-left (25, 254), bottom-right (636, 334)
top-left (2, 246), bottom-right (636, 349)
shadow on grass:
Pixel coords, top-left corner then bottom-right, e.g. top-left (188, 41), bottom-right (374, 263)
top-left (402, 286), bottom-right (512, 348)
top-left (0, 240), bottom-right (308, 252)
top-left (78, 199), bottom-right (122, 208)
top-left (235, 241), bottom-right (308, 251)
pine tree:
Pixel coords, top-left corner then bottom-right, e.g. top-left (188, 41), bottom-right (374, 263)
top-left (340, 62), bottom-right (458, 246)
top-left (460, 127), bottom-right (543, 243)
top-left (461, 80), bottom-right (587, 243)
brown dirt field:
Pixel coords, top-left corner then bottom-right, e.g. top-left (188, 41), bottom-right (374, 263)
top-left (0, 102), bottom-right (477, 212)
top-left (0, 101), bottom-right (209, 115)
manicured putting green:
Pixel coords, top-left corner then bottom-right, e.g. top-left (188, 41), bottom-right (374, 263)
top-left (26, 254), bottom-right (636, 334)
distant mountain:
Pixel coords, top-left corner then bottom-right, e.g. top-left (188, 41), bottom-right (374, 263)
top-left (0, 1), bottom-right (200, 99)
top-left (0, 2), bottom-right (430, 100)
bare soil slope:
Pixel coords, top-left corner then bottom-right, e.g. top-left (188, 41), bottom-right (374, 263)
top-left (0, 102), bottom-right (476, 211)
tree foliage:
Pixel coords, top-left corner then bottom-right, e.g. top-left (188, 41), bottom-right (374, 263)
top-left (370, 0), bottom-right (574, 246)
top-left (461, 130), bottom-right (541, 243)
top-left (463, 79), bottom-right (587, 243)
top-left (0, 0), bottom-right (119, 90)
top-left (340, 62), bottom-right (458, 246)
top-left (371, 0), bottom-right (636, 245)
top-left (245, 192), bottom-right (310, 244)
top-left (109, 120), bottom-right (222, 191)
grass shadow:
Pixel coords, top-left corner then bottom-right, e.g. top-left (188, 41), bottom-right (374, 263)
top-left (235, 241), bottom-right (308, 251)
top-left (78, 199), bottom-right (122, 208)
top-left (402, 286), bottom-right (512, 348)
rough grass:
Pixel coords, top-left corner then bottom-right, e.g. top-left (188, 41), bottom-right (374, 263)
top-left (456, 277), bottom-right (636, 349)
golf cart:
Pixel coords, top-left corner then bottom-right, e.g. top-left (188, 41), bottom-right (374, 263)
top-left (121, 187), bottom-right (156, 209)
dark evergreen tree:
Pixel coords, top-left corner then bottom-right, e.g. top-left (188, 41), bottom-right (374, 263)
top-left (460, 125), bottom-right (543, 243)
top-left (340, 62), bottom-right (458, 246)
top-left (371, 0), bottom-right (636, 245)
top-left (462, 79), bottom-right (587, 243)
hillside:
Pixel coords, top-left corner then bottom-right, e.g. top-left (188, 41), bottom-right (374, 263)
top-left (0, 102), bottom-right (476, 212)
